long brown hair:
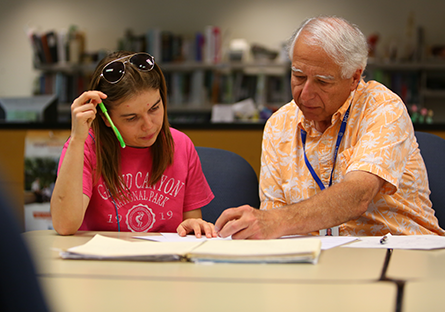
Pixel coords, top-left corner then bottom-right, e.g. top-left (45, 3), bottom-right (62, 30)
top-left (89, 51), bottom-right (174, 200)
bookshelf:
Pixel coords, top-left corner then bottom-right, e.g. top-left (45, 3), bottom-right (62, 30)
top-left (34, 60), bottom-right (292, 123)
top-left (160, 61), bottom-right (291, 106)
top-left (30, 25), bottom-right (293, 123)
top-left (34, 63), bottom-right (94, 111)
top-left (34, 57), bottom-right (445, 125)
top-left (29, 26), bottom-right (445, 124)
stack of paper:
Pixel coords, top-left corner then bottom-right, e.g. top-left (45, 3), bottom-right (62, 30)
top-left (186, 238), bottom-right (321, 263)
top-left (60, 235), bottom-right (200, 261)
top-left (60, 234), bottom-right (322, 264)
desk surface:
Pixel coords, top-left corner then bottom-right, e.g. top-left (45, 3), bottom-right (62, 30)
top-left (24, 230), bottom-right (445, 312)
top-left (40, 276), bottom-right (397, 312)
top-left (386, 249), bottom-right (445, 280)
top-left (24, 230), bottom-right (388, 282)
top-left (403, 280), bottom-right (445, 312)
top-left (24, 230), bottom-right (397, 312)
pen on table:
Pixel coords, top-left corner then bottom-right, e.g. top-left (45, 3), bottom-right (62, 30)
top-left (380, 233), bottom-right (392, 244)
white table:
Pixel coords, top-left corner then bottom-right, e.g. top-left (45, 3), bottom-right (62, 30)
top-left (23, 230), bottom-right (397, 312)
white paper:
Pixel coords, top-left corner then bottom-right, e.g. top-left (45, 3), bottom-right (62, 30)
top-left (342, 235), bottom-right (445, 250)
top-left (279, 235), bottom-right (357, 250)
top-left (134, 232), bottom-right (231, 242)
top-left (61, 234), bottom-right (321, 264)
top-left (187, 238), bottom-right (321, 264)
top-left (211, 104), bottom-right (234, 122)
top-left (60, 234), bottom-right (203, 261)
top-left (136, 233), bottom-right (356, 250)
top-left (232, 98), bottom-right (257, 119)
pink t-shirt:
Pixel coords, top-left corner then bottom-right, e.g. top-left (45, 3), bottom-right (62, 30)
top-left (58, 128), bottom-right (214, 232)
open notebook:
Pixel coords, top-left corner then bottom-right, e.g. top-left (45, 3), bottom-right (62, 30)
top-left (60, 234), bottom-right (322, 264)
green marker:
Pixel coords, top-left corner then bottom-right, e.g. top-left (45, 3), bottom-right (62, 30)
top-left (98, 102), bottom-right (126, 148)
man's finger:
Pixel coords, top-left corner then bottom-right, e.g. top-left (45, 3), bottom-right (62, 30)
top-left (214, 207), bottom-right (244, 232)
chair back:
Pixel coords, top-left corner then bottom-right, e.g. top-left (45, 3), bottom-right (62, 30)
top-left (0, 189), bottom-right (49, 311)
top-left (196, 147), bottom-right (260, 224)
top-left (415, 131), bottom-right (445, 227)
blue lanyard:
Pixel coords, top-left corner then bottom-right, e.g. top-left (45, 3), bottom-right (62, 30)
top-left (300, 106), bottom-right (350, 190)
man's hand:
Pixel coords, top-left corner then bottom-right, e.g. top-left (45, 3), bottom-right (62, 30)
top-left (215, 205), bottom-right (283, 239)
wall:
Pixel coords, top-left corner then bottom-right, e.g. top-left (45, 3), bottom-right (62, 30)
top-left (0, 0), bottom-right (444, 98)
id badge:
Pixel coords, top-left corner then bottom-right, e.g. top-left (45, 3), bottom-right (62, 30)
top-left (319, 226), bottom-right (339, 236)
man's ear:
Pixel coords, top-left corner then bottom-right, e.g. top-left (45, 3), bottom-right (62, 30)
top-left (350, 68), bottom-right (362, 91)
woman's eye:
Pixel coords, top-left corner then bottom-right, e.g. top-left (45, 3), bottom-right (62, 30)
top-left (150, 104), bottom-right (160, 112)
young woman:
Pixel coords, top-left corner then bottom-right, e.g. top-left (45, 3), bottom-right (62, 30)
top-left (51, 51), bottom-right (216, 237)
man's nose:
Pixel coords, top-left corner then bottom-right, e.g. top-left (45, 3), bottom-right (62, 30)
top-left (300, 80), bottom-right (316, 101)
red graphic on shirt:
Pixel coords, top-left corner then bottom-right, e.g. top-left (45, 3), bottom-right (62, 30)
top-left (125, 204), bottom-right (156, 232)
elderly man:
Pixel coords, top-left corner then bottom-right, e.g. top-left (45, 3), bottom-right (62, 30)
top-left (215, 16), bottom-right (444, 239)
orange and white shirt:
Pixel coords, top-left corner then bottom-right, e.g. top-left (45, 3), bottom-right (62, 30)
top-left (260, 79), bottom-right (445, 236)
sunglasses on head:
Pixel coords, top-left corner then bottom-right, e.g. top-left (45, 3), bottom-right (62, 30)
top-left (100, 52), bottom-right (155, 84)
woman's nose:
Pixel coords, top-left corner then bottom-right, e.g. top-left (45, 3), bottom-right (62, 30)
top-left (141, 115), bottom-right (153, 130)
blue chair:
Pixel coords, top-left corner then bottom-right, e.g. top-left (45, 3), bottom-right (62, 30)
top-left (196, 147), bottom-right (260, 224)
top-left (415, 131), bottom-right (445, 227)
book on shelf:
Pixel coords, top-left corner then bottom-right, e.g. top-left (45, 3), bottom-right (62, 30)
top-left (190, 70), bottom-right (205, 105)
top-left (28, 29), bottom-right (46, 65)
top-left (56, 29), bottom-right (68, 64)
top-left (171, 72), bottom-right (185, 105)
top-left (141, 27), bottom-right (220, 63)
top-left (204, 25), bottom-right (222, 64)
top-left (195, 32), bottom-right (205, 62)
top-left (146, 28), bottom-right (161, 60)
top-left (165, 69), bottom-right (289, 106)
top-left (41, 31), bottom-right (59, 64)
top-left (365, 69), bottom-right (420, 105)
top-left (60, 234), bottom-right (322, 264)
top-left (28, 27), bottom-right (85, 66)
top-left (38, 72), bottom-right (88, 104)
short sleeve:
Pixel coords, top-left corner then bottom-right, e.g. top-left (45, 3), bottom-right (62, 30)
top-left (341, 88), bottom-right (414, 195)
top-left (173, 130), bottom-right (214, 212)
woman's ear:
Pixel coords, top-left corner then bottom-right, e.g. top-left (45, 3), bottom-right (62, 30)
top-left (100, 113), bottom-right (112, 127)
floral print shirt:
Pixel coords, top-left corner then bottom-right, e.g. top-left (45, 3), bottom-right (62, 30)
top-left (260, 79), bottom-right (444, 236)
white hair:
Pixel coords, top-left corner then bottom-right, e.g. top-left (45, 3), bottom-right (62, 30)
top-left (287, 16), bottom-right (368, 79)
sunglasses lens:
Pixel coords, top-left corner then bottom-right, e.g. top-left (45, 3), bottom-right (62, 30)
top-left (130, 53), bottom-right (154, 71)
top-left (102, 62), bottom-right (125, 83)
